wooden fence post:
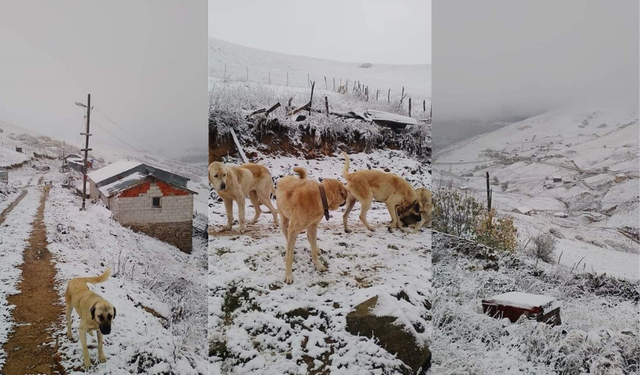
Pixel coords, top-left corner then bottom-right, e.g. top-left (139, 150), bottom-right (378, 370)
top-left (423, 100), bottom-right (426, 112)
top-left (333, 77), bottom-right (335, 90)
top-left (376, 89), bottom-right (379, 101)
top-left (400, 87), bottom-right (405, 104)
top-left (409, 98), bottom-right (412, 117)
top-left (325, 96), bottom-right (329, 116)
top-left (309, 81), bottom-right (315, 116)
top-left (388, 89), bottom-right (390, 103)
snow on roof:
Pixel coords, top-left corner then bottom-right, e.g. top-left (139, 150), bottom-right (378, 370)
top-left (98, 172), bottom-right (146, 197)
top-left (364, 110), bottom-right (419, 127)
top-left (554, 212), bottom-right (568, 217)
top-left (485, 292), bottom-right (558, 312)
top-left (87, 160), bottom-right (142, 183)
top-left (512, 206), bottom-right (533, 214)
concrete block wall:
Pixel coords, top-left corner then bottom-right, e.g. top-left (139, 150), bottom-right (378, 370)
top-left (113, 182), bottom-right (193, 225)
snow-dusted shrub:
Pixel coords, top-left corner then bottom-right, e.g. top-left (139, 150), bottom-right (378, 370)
top-left (501, 181), bottom-right (509, 191)
top-left (475, 210), bottom-right (518, 253)
top-left (527, 234), bottom-right (557, 264)
top-left (432, 183), bottom-right (484, 239)
top-left (359, 63), bottom-right (373, 68)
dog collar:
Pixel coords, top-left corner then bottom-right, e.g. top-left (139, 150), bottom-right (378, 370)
top-left (318, 184), bottom-right (330, 221)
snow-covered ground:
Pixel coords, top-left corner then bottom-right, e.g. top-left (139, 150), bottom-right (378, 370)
top-left (431, 233), bottom-right (639, 375)
top-left (209, 38), bottom-right (431, 103)
top-left (435, 105), bottom-right (639, 279)
top-left (209, 151), bottom-right (432, 374)
top-left (0, 119), bottom-right (209, 373)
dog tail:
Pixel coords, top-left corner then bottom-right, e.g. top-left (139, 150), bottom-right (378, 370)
top-left (82, 267), bottom-right (111, 284)
top-left (293, 167), bottom-right (308, 180)
top-left (341, 152), bottom-right (350, 180)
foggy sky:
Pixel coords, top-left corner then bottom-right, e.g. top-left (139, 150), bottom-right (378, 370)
top-left (0, 0), bottom-right (208, 158)
top-left (208, 0), bottom-right (432, 65)
top-left (433, 0), bottom-right (639, 121)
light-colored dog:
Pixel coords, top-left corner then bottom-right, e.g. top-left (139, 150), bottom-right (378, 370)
top-left (399, 187), bottom-right (432, 233)
top-left (341, 152), bottom-right (420, 232)
top-left (65, 267), bottom-right (116, 369)
top-left (209, 162), bottom-right (279, 232)
top-left (276, 167), bottom-right (348, 284)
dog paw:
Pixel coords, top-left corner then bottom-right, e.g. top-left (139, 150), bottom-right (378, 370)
top-left (84, 359), bottom-right (91, 370)
top-left (220, 225), bottom-right (232, 231)
top-left (344, 228), bottom-right (351, 234)
top-left (284, 274), bottom-right (294, 284)
top-left (66, 333), bottom-right (74, 341)
top-left (315, 263), bottom-right (327, 272)
top-left (99, 354), bottom-right (107, 363)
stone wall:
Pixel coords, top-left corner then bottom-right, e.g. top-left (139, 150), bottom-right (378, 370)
top-left (126, 221), bottom-right (192, 254)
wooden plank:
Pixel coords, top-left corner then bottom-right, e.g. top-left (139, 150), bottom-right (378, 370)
top-left (229, 128), bottom-right (248, 164)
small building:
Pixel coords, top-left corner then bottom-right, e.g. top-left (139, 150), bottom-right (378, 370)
top-left (15, 147), bottom-right (22, 153)
top-left (511, 205), bottom-right (534, 215)
top-left (553, 212), bottom-right (568, 218)
top-left (552, 175), bottom-right (562, 183)
top-left (615, 174), bottom-right (627, 183)
top-left (64, 154), bottom-right (92, 173)
top-left (88, 161), bottom-right (197, 253)
top-left (0, 169), bottom-right (7, 184)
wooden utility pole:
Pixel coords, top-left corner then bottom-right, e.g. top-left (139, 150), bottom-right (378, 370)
top-left (376, 89), bottom-right (379, 101)
top-left (408, 98), bottom-right (412, 117)
top-left (309, 81), bottom-right (315, 116)
top-left (81, 94), bottom-right (92, 210)
top-left (486, 172), bottom-right (492, 212)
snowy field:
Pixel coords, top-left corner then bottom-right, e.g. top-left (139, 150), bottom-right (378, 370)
top-left (431, 233), bottom-right (639, 375)
top-left (434, 105), bottom-right (639, 279)
top-left (209, 151), bottom-right (432, 374)
top-left (209, 38), bottom-right (431, 102)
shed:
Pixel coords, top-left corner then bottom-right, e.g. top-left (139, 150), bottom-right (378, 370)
top-left (511, 206), bottom-right (534, 215)
top-left (553, 212), bottom-right (568, 218)
top-left (552, 175), bottom-right (562, 183)
top-left (87, 161), bottom-right (196, 253)
top-left (482, 292), bottom-right (561, 325)
top-left (0, 169), bottom-right (7, 184)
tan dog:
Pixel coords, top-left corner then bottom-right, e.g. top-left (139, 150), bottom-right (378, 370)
top-left (399, 187), bottom-right (432, 233)
top-left (276, 167), bottom-right (348, 284)
top-left (341, 152), bottom-right (420, 232)
top-left (209, 162), bottom-right (279, 232)
top-left (65, 267), bottom-right (116, 369)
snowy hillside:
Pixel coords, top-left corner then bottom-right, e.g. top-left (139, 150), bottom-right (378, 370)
top-left (209, 38), bottom-right (431, 102)
top-left (434, 105), bottom-right (639, 279)
top-left (208, 151), bottom-right (432, 374)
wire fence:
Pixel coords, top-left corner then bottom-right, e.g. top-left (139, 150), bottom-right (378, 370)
top-left (209, 62), bottom-right (432, 115)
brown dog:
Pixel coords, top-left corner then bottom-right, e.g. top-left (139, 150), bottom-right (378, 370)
top-left (399, 187), bottom-right (432, 233)
top-left (341, 152), bottom-right (420, 232)
top-left (275, 167), bottom-right (348, 284)
top-left (209, 162), bottom-right (279, 232)
top-left (65, 267), bottom-right (116, 369)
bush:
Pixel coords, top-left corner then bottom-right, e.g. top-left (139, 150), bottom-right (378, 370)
top-left (433, 184), bottom-right (518, 252)
top-left (501, 181), bottom-right (509, 191)
top-left (432, 184), bottom-right (484, 239)
top-left (527, 234), bottom-right (557, 263)
top-left (475, 210), bottom-right (518, 252)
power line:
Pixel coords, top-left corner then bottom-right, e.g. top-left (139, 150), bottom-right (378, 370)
top-left (90, 118), bottom-right (148, 155)
top-left (93, 107), bottom-right (170, 159)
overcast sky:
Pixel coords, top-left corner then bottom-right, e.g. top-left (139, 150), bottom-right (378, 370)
top-left (0, 0), bottom-right (207, 158)
top-left (434, 0), bottom-right (639, 121)
top-left (208, 0), bottom-right (431, 65)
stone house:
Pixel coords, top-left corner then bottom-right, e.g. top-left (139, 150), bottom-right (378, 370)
top-left (87, 161), bottom-right (196, 253)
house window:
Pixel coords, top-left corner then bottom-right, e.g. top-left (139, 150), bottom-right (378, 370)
top-left (152, 197), bottom-right (161, 208)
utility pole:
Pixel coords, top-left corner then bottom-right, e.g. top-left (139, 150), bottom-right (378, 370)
top-left (80, 94), bottom-right (92, 210)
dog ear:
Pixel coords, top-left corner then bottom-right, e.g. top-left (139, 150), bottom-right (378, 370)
top-left (414, 201), bottom-right (421, 211)
top-left (113, 307), bottom-right (116, 319)
top-left (90, 305), bottom-right (96, 320)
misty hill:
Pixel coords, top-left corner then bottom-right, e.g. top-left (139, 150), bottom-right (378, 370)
top-left (434, 104), bottom-right (639, 279)
top-left (209, 37), bottom-right (431, 101)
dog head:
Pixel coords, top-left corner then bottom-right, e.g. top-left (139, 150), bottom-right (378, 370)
top-left (398, 199), bottom-right (423, 224)
top-left (208, 162), bottom-right (229, 192)
top-left (321, 179), bottom-right (348, 210)
top-left (90, 300), bottom-right (116, 335)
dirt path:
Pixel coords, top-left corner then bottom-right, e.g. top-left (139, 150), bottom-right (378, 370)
top-left (2, 186), bottom-right (66, 375)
